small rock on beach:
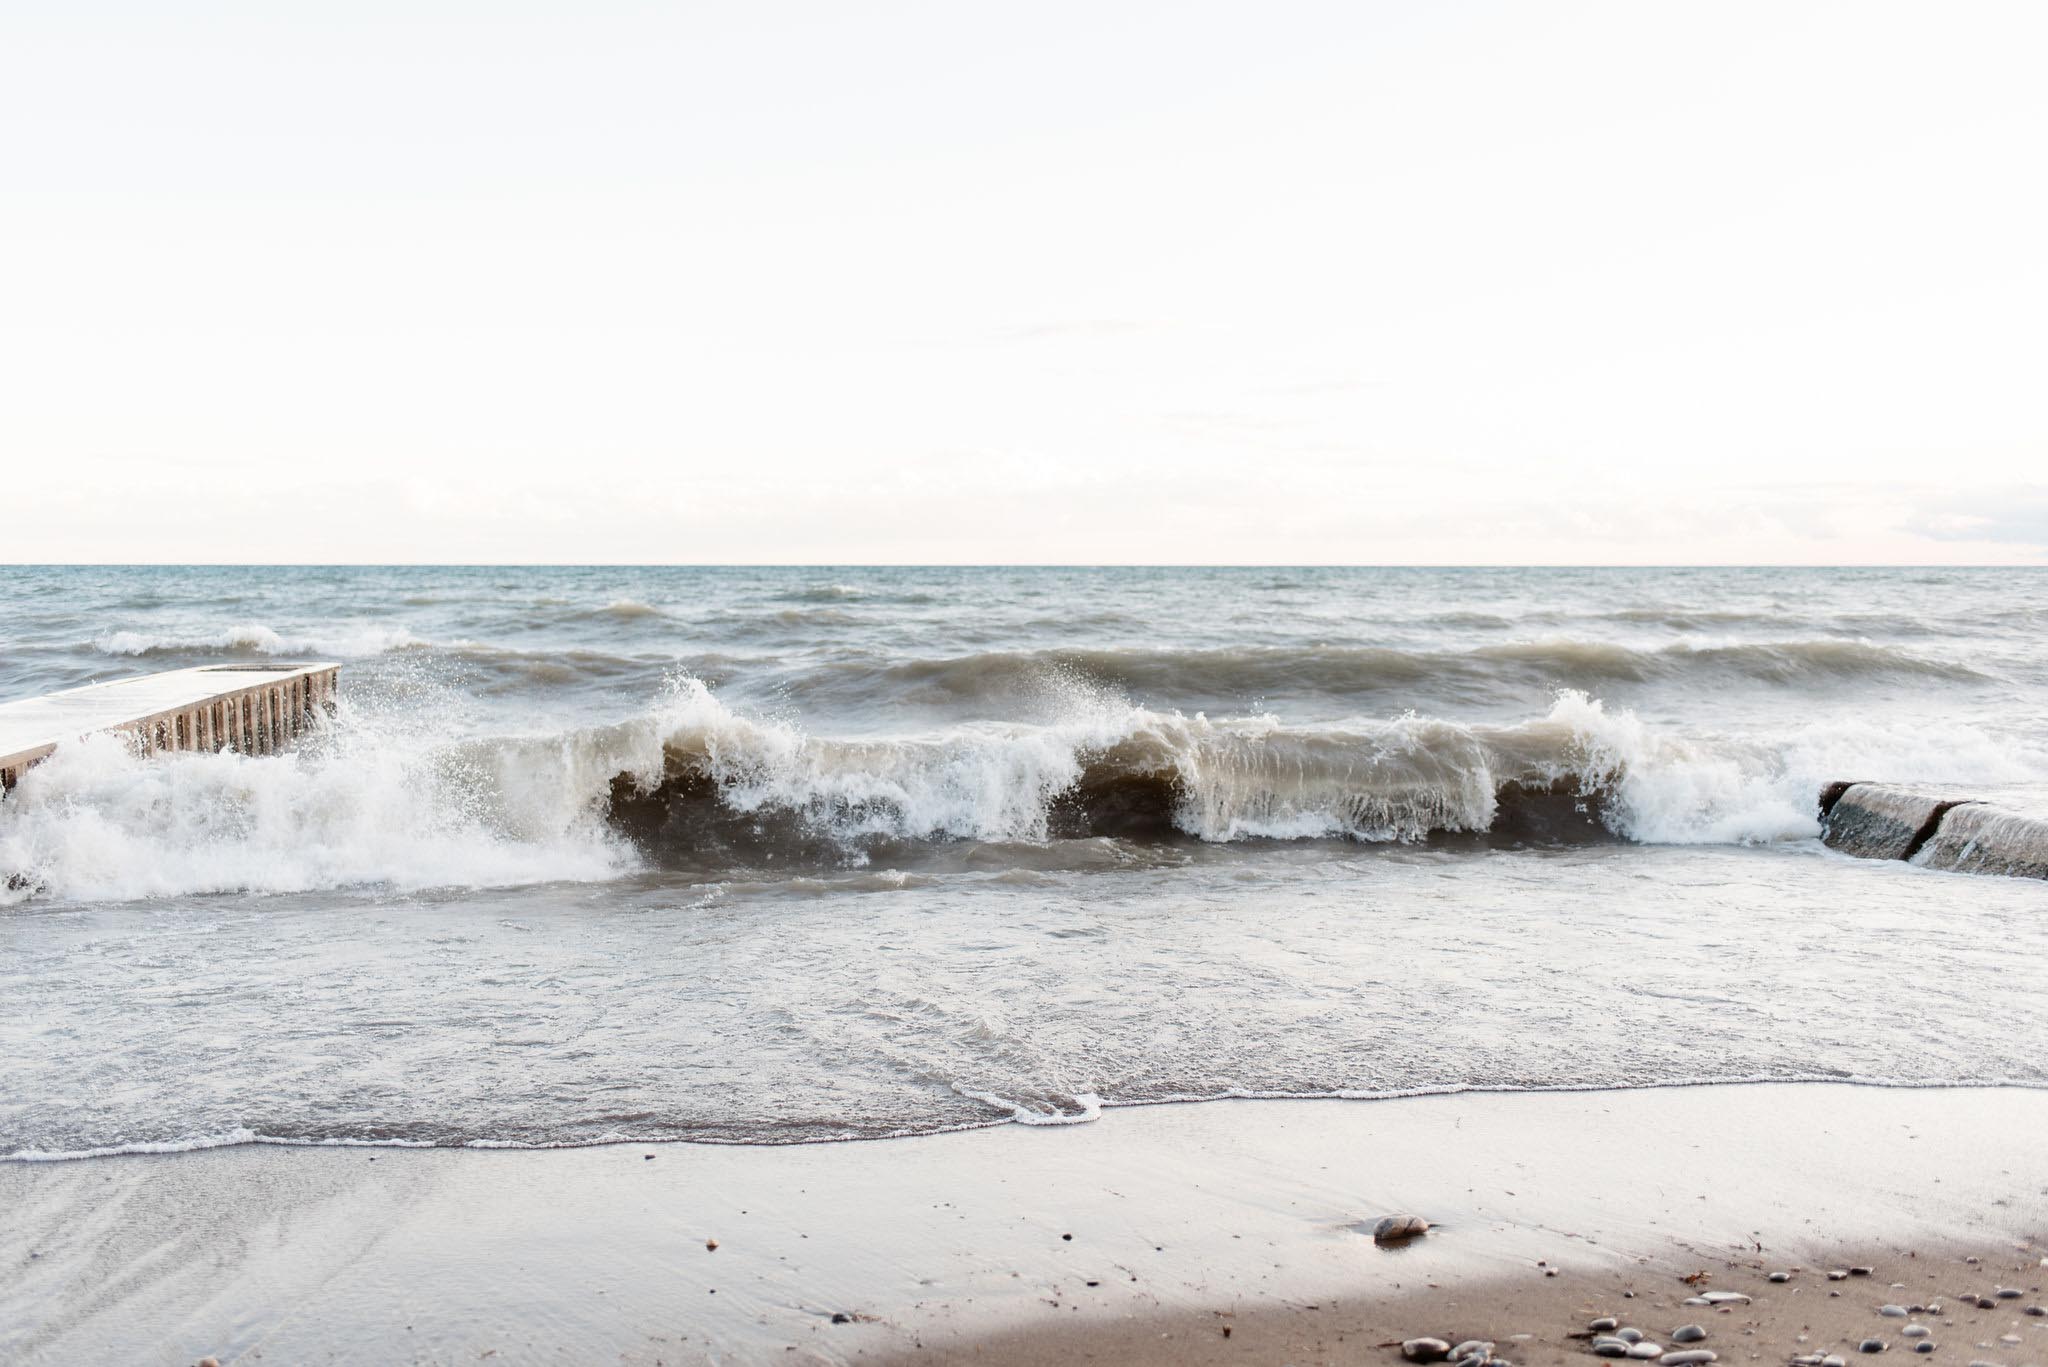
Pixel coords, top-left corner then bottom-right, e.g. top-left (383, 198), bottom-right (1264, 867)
top-left (1376, 1215), bottom-right (1432, 1244)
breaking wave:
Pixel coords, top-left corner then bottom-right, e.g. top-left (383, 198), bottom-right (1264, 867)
top-left (7, 676), bottom-right (2042, 903)
top-left (769, 639), bottom-right (1994, 710)
top-left (597, 598), bottom-right (664, 620)
top-left (93, 622), bottom-right (423, 659)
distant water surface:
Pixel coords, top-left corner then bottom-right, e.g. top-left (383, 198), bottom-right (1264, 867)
top-left (2, 566), bottom-right (2045, 1157)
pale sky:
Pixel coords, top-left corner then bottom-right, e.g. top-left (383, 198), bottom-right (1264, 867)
top-left (4, 1), bottom-right (2045, 564)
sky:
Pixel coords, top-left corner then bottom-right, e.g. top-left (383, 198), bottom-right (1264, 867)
top-left (3, 1), bottom-right (2045, 564)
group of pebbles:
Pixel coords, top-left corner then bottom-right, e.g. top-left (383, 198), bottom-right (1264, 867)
top-left (1397, 1317), bottom-right (1719, 1367)
top-left (1386, 1256), bottom-right (2043, 1367)
top-left (1844, 1281), bottom-right (2042, 1362)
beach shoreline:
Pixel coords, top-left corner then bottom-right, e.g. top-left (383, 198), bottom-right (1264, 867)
top-left (5, 1084), bottom-right (2044, 1365)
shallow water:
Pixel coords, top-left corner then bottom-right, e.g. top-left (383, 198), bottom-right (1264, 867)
top-left (2, 566), bottom-right (2045, 1157)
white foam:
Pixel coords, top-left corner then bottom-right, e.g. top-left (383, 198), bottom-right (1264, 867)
top-left (949, 1086), bottom-right (1105, 1126)
top-left (94, 621), bottom-right (423, 658)
top-left (644, 674), bottom-right (1134, 844)
top-left (8, 676), bottom-right (2046, 903)
top-left (1540, 690), bottom-right (2048, 845)
top-left (0, 706), bottom-right (637, 903)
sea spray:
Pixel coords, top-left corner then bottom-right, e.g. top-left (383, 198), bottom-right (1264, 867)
top-left (8, 675), bottom-right (2048, 901)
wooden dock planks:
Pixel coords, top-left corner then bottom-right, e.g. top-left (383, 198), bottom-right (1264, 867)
top-left (0, 663), bottom-right (340, 791)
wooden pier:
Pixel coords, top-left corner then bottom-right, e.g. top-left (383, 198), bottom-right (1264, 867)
top-left (0, 663), bottom-right (340, 792)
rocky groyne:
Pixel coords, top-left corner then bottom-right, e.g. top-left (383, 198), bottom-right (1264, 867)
top-left (1820, 783), bottom-right (2048, 880)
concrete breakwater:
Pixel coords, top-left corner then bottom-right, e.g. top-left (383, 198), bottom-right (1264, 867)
top-left (1820, 781), bottom-right (2048, 880)
top-left (0, 664), bottom-right (339, 792)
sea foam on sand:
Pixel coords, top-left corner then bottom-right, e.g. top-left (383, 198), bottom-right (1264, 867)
top-left (3, 1084), bottom-right (2044, 1365)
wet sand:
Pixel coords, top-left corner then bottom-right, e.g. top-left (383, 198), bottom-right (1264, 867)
top-left (3, 1085), bottom-right (2044, 1365)
top-left (913, 1243), bottom-right (2047, 1365)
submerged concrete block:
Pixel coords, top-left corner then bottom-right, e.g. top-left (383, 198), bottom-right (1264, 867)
top-left (1820, 784), bottom-right (1961, 861)
top-left (1915, 803), bottom-right (2048, 880)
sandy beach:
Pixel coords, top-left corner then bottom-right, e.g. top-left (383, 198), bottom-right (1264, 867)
top-left (5, 1084), bottom-right (2044, 1365)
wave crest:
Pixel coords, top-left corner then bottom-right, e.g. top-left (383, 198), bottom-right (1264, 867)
top-left (769, 638), bottom-right (1991, 711)
top-left (7, 677), bottom-right (2041, 902)
top-left (94, 622), bottom-right (422, 658)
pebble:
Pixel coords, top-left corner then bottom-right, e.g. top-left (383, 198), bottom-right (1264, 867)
top-left (1995, 1288), bottom-right (2021, 1299)
top-left (1683, 1297), bottom-right (1710, 1307)
top-left (1771, 1272), bottom-right (1793, 1283)
top-left (1451, 1341), bottom-right (1494, 1362)
top-left (1822, 1358), bottom-right (1847, 1367)
top-left (1966, 1361), bottom-right (2002, 1367)
top-left (1628, 1345), bottom-right (1663, 1360)
top-left (1619, 1328), bottom-right (1645, 1343)
top-left (1672, 1327), bottom-right (1707, 1343)
top-left (705, 1237), bottom-right (719, 1252)
top-left (1997, 1336), bottom-right (2020, 1346)
top-left (1903, 1326), bottom-right (1930, 1339)
top-left (1975, 1296), bottom-right (1999, 1309)
top-left (1851, 1267), bottom-right (1875, 1277)
top-left (1404, 1338), bottom-right (1453, 1362)
top-left (1859, 1340), bottom-right (1887, 1354)
top-left (1830, 1272), bottom-right (1852, 1281)
top-left (1594, 1339), bottom-right (1632, 1357)
top-left (1700, 1292), bottom-right (1751, 1306)
top-left (1881, 1307), bottom-right (1909, 1318)
top-left (1659, 1352), bottom-right (1716, 1366)
top-left (1376, 1215), bottom-right (1431, 1244)
top-left (1912, 1345), bottom-right (1934, 1356)
top-left (1591, 1319), bottom-right (1620, 1332)
top-left (2026, 1305), bottom-right (2046, 1316)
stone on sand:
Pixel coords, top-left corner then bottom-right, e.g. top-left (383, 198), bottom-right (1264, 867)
top-left (1375, 1215), bottom-right (1431, 1244)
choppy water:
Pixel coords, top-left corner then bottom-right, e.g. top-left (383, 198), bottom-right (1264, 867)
top-left (2, 566), bottom-right (2045, 1158)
